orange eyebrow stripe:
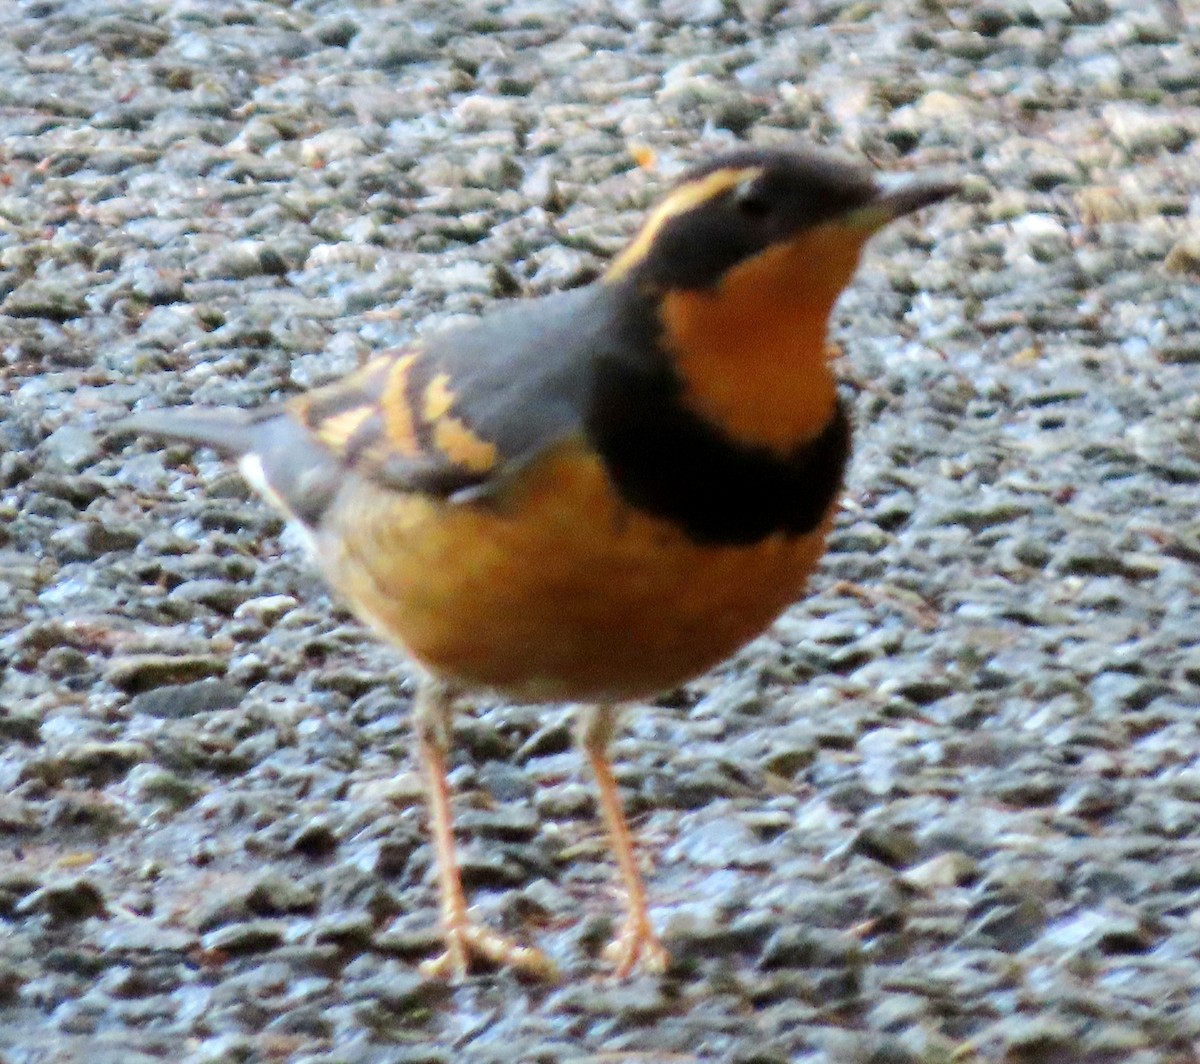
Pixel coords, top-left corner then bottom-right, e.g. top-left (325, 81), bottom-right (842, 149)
top-left (605, 166), bottom-right (762, 282)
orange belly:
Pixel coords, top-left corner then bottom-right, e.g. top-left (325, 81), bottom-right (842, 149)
top-left (318, 443), bottom-right (836, 703)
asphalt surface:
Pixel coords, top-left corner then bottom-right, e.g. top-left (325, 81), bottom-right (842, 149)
top-left (2, 1), bottom-right (1200, 1061)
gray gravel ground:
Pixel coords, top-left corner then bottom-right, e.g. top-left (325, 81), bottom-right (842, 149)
top-left (1, 0), bottom-right (1200, 1060)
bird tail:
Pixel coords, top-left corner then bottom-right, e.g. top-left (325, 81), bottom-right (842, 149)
top-left (114, 406), bottom-right (270, 457)
top-left (116, 405), bottom-right (342, 529)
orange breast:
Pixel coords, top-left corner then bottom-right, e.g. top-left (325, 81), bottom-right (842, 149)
top-left (317, 442), bottom-right (837, 703)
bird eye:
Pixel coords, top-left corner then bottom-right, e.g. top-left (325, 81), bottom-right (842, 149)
top-left (734, 183), bottom-right (772, 219)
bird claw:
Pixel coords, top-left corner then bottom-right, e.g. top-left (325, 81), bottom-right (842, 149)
top-left (420, 918), bottom-right (557, 982)
top-left (602, 914), bottom-right (670, 978)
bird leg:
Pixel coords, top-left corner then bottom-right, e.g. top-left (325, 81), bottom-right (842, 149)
top-left (577, 702), bottom-right (670, 977)
top-left (413, 675), bottom-right (555, 981)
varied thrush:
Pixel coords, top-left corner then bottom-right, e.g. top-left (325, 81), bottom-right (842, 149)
top-left (119, 145), bottom-right (956, 980)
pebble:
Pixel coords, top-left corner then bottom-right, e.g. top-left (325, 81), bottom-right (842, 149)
top-left (125, 678), bottom-right (247, 719)
top-left (200, 921), bottom-right (288, 955)
top-left (106, 654), bottom-right (228, 693)
top-left (17, 878), bottom-right (108, 922)
top-left (38, 425), bottom-right (103, 470)
top-left (898, 852), bottom-right (980, 892)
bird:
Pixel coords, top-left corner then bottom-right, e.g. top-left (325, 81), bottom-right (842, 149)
top-left (117, 145), bottom-right (956, 981)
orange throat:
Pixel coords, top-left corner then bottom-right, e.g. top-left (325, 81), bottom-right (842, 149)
top-left (658, 228), bottom-right (866, 453)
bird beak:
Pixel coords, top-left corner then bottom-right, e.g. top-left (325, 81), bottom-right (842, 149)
top-left (846, 175), bottom-right (960, 231)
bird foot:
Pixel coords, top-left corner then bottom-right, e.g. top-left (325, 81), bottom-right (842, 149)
top-left (602, 913), bottom-right (670, 978)
top-left (420, 917), bottom-right (556, 982)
